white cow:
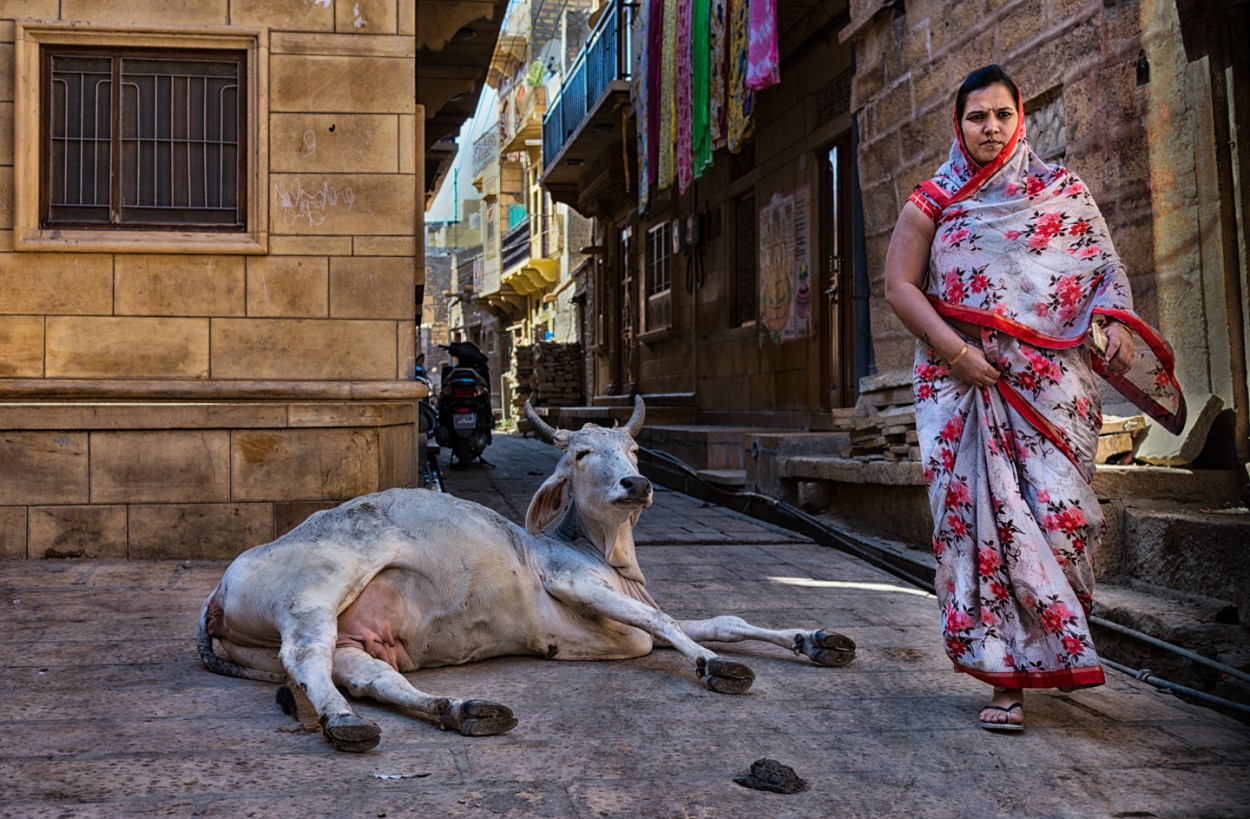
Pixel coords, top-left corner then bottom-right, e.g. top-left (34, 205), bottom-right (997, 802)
top-left (197, 398), bottom-right (855, 752)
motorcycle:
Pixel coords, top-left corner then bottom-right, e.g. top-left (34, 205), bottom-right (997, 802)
top-left (434, 341), bottom-right (495, 467)
top-left (413, 355), bottom-right (443, 491)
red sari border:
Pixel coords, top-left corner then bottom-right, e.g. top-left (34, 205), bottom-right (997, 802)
top-left (954, 661), bottom-right (1106, 690)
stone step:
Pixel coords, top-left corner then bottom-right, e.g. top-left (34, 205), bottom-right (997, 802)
top-left (641, 425), bottom-right (802, 471)
top-left (1114, 505), bottom-right (1250, 621)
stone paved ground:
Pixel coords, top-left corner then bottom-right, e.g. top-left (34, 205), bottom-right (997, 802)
top-left (1, 433), bottom-right (1247, 818)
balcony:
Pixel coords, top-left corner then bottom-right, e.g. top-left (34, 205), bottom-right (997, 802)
top-left (500, 215), bottom-right (532, 272)
top-left (501, 84), bottom-right (547, 155)
top-left (540, 0), bottom-right (632, 199)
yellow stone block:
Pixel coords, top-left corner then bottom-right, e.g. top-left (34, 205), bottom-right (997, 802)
top-left (270, 54), bottom-right (414, 114)
top-left (0, 507), bottom-right (25, 559)
top-left (0, 252), bottom-right (114, 314)
top-left (0, 166), bottom-right (12, 229)
top-left (0, 316), bottom-right (43, 377)
top-left (330, 256), bottom-right (415, 319)
top-left (268, 235), bottom-right (352, 256)
top-left (90, 430), bottom-right (230, 504)
top-left (231, 428), bottom-right (381, 501)
top-left (229, 0), bottom-right (334, 30)
top-left (354, 236), bottom-right (416, 256)
top-left (0, 102), bottom-right (11, 165)
top-left (399, 0), bottom-right (415, 36)
top-left (337, 0), bottom-right (397, 34)
top-left (378, 424), bottom-right (414, 488)
top-left (0, 1), bottom-right (59, 20)
top-left (210, 318), bottom-right (396, 380)
top-left (115, 255), bottom-right (246, 317)
top-left (270, 113), bottom-right (400, 173)
top-left (46, 317), bottom-right (210, 378)
top-left (398, 113), bottom-right (415, 174)
top-left (275, 500), bottom-right (339, 538)
top-left (60, 0), bottom-right (228, 25)
top-left (286, 402), bottom-right (413, 428)
top-left (29, 506), bottom-right (127, 559)
top-left (128, 503), bottom-right (274, 559)
top-left (270, 173), bottom-right (415, 236)
top-left (0, 43), bottom-right (11, 101)
top-left (246, 256), bottom-right (329, 317)
top-left (0, 432), bottom-right (88, 505)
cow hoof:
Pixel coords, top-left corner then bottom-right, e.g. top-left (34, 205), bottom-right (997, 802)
top-left (321, 713), bottom-right (381, 753)
top-left (453, 699), bottom-right (518, 737)
top-left (804, 630), bottom-right (857, 667)
top-left (704, 657), bottom-right (755, 694)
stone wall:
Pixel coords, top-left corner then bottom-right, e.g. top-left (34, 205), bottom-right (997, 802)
top-left (0, 2), bottom-right (425, 558)
top-left (845, 0), bottom-right (1190, 377)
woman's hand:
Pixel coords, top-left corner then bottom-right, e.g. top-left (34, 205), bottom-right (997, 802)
top-left (1103, 323), bottom-right (1135, 374)
top-left (949, 344), bottom-right (1000, 388)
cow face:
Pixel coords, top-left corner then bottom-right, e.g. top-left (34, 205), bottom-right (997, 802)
top-left (525, 423), bottom-right (652, 536)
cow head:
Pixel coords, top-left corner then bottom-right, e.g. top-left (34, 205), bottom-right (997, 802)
top-left (524, 397), bottom-right (652, 581)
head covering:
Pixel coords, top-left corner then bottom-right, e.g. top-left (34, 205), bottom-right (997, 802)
top-left (909, 86), bottom-right (1186, 434)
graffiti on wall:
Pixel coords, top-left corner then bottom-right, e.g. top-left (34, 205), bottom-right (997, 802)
top-left (274, 178), bottom-right (356, 227)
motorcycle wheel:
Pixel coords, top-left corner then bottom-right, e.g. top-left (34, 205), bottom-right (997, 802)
top-left (451, 437), bottom-right (477, 467)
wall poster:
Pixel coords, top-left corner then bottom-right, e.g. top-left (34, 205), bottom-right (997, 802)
top-left (758, 187), bottom-right (811, 342)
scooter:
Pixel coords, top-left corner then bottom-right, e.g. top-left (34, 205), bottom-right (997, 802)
top-left (413, 355), bottom-right (443, 491)
top-left (434, 341), bottom-right (495, 467)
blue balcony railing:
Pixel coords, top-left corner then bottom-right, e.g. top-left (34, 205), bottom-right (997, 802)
top-left (541, 0), bottom-right (631, 173)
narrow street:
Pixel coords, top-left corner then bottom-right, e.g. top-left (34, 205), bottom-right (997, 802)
top-left (1, 432), bottom-right (1247, 818)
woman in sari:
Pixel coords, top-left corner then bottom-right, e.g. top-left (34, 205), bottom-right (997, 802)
top-left (884, 65), bottom-right (1186, 732)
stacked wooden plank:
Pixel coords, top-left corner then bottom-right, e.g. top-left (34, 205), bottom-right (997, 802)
top-left (822, 370), bottom-right (922, 463)
top-left (1097, 414), bottom-right (1148, 464)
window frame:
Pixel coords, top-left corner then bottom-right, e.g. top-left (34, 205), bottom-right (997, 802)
top-left (14, 22), bottom-right (268, 254)
top-left (642, 220), bottom-right (672, 335)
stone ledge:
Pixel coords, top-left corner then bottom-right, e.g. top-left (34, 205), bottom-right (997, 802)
top-left (0, 379), bottom-right (428, 401)
top-left (778, 455), bottom-right (925, 486)
top-left (0, 401), bottom-right (415, 430)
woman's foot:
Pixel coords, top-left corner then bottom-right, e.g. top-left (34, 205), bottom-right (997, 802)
top-left (978, 687), bottom-right (1024, 732)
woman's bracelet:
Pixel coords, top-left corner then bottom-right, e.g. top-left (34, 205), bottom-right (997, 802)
top-left (948, 343), bottom-right (969, 366)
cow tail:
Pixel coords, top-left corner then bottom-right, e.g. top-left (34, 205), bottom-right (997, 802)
top-left (197, 594), bottom-right (285, 684)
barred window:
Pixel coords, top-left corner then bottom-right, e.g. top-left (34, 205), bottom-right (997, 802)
top-left (42, 48), bottom-right (246, 231)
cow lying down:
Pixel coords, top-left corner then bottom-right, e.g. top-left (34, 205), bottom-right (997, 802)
top-left (197, 397), bottom-right (855, 752)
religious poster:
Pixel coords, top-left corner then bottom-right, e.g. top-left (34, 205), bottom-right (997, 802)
top-left (758, 188), bottom-right (811, 342)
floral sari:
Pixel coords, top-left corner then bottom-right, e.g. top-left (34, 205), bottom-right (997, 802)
top-left (909, 92), bottom-right (1186, 690)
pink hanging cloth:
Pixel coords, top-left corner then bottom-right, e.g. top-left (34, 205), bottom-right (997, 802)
top-left (745, 0), bottom-right (780, 90)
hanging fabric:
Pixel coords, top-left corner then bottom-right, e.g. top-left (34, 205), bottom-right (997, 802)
top-left (658, 0), bottom-right (678, 189)
top-left (708, 0), bottom-right (728, 151)
top-left (692, 0), bottom-right (712, 176)
top-left (634, 0), bottom-right (652, 216)
top-left (726, 0), bottom-right (754, 152)
top-left (745, 0), bottom-right (780, 90)
top-left (676, 0), bottom-right (695, 193)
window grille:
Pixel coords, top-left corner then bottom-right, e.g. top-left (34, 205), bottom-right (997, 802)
top-left (43, 48), bottom-right (245, 230)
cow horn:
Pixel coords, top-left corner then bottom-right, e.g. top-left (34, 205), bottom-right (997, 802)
top-left (524, 402), bottom-right (559, 444)
top-left (623, 395), bottom-right (645, 437)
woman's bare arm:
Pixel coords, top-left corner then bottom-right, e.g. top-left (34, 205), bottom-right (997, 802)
top-left (884, 203), bottom-right (999, 386)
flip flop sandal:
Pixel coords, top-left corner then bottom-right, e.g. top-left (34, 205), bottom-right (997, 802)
top-left (979, 702), bottom-right (1024, 732)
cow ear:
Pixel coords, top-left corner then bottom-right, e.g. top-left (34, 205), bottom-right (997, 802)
top-left (526, 472), bottom-right (569, 535)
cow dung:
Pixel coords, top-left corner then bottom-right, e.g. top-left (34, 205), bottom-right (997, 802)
top-left (733, 758), bottom-right (807, 794)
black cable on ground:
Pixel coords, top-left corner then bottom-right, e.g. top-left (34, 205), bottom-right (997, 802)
top-left (637, 444), bottom-right (1250, 718)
